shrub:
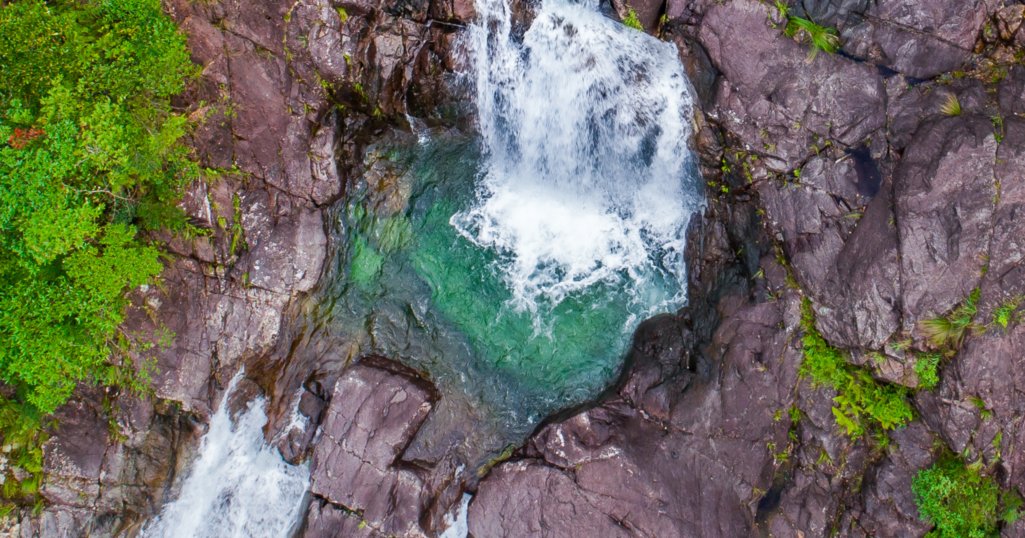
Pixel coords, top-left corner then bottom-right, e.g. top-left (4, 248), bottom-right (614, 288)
top-left (0, 0), bottom-right (196, 414)
top-left (912, 457), bottom-right (1010, 538)
top-left (800, 299), bottom-right (913, 438)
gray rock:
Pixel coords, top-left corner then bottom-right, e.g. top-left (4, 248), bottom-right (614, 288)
top-left (894, 116), bottom-right (997, 330)
top-left (841, 0), bottom-right (990, 79)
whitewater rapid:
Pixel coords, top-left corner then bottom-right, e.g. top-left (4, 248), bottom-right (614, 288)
top-left (455, 0), bottom-right (702, 316)
top-left (141, 375), bottom-right (309, 538)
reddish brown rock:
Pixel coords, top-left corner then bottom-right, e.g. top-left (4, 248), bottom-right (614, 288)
top-left (307, 359), bottom-right (436, 537)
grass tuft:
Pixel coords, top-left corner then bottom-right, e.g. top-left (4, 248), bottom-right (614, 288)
top-left (940, 93), bottom-right (962, 117)
top-left (920, 289), bottom-right (979, 348)
top-left (775, 1), bottom-right (840, 57)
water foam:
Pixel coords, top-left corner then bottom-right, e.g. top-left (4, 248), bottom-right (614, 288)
top-left (456, 0), bottom-right (702, 314)
top-left (142, 375), bottom-right (309, 538)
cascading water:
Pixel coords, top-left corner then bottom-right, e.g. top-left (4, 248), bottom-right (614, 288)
top-left (140, 2), bottom-right (699, 535)
top-left (142, 375), bottom-right (309, 538)
top-left (320, 0), bottom-right (702, 477)
top-left (457, 0), bottom-right (700, 317)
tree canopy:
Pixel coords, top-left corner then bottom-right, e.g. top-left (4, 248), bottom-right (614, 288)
top-left (0, 0), bottom-right (196, 414)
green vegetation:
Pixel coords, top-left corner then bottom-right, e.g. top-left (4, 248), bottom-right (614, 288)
top-left (940, 93), bottom-right (962, 117)
top-left (622, 8), bottom-right (643, 31)
top-left (912, 456), bottom-right (1021, 537)
top-left (774, 1), bottom-right (840, 57)
top-left (992, 296), bottom-right (1022, 329)
top-left (0, 0), bottom-right (195, 414)
top-left (800, 299), bottom-right (913, 438)
top-left (913, 352), bottom-right (941, 390)
top-left (920, 289), bottom-right (979, 349)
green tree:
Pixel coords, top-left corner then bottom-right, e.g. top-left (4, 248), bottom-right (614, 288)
top-left (0, 0), bottom-right (196, 415)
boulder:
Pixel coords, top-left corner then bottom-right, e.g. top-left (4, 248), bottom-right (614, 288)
top-left (841, 0), bottom-right (990, 79)
top-left (306, 359), bottom-right (436, 537)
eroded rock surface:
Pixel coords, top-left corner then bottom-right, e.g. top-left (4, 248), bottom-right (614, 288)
top-left (306, 359), bottom-right (435, 537)
top-left (24, 0), bottom-right (1025, 536)
top-left (471, 0), bottom-right (1025, 536)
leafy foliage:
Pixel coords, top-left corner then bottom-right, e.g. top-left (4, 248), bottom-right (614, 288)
top-left (800, 299), bottom-right (913, 438)
top-left (0, 398), bottom-right (47, 509)
top-left (622, 8), bottom-right (643, 31)
top-left (992, 296), bottom-right (1022, 329)
top-left (0, 0), bottom-right (195, 414)
top-left (913, 352), bottom-right (941, 390)
top-left (912, 456), bottom-right (1016, 538)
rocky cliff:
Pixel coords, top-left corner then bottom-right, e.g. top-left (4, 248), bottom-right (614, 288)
top-left (13, 0), bottom-right (1025, 536)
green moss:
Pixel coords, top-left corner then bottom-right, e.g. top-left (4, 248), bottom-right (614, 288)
top-left (800, 299), bottom-right (913, 438)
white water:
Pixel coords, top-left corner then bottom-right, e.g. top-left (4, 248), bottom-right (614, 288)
top-left (455, 0), bottom-right (702, 314)
top-left (439, 493), bottom-right (472, 538)
top-left (142, 375), bottom-right (310, 538)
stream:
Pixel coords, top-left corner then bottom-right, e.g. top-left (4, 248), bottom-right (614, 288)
top-left (144, 0), bottom-right (701, 534)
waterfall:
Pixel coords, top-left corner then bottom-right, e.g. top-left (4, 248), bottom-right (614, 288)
top-left (455, 0), bottom-right (702, 317)
top-left (142, 375), bottom-right (310, 538)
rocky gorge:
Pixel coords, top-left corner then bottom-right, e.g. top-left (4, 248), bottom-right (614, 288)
top-left (8, 0), bottom-right (1025, 536)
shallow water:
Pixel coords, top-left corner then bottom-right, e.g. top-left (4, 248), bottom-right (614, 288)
top-left (317, 0), bottom-right (702, 449)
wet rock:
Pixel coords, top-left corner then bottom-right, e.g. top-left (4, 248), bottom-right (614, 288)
top-left (469, 288), bottom-right (804, 537)
top-left (431, 0), bottom-right (476, 23)
top-left (307, 359), bottom-right (436, 537)
top-left (470, 459), bottom-right (633, 537)
top-left (610, 0), bottom-right (663, 33)
top-left (302, 498), bottom-right (383, 538)
top-left (838, 422), bottom-right (936, 537)
top-left (40, 388), bottom-right (110, 510)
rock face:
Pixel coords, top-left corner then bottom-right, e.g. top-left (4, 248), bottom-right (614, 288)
top-left (22, 0), bottom-right (1025, 536)
top-left (470, 0), bottom-right (1025, 536)
top-left (21, 0), bottom-right (468, 534)
top-left (305, 359), bottom-right (435, 538)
